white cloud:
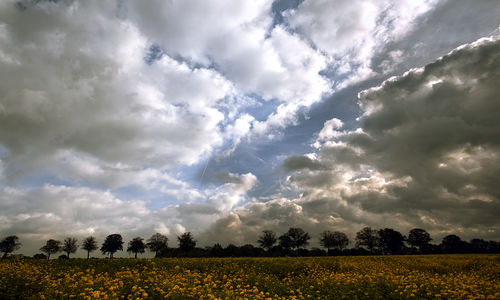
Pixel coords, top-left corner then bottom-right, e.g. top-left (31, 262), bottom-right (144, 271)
top-left (284, 0), bottom-right (438, 82)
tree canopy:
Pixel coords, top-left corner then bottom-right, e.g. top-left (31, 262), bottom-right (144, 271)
top-left (62, 237), bottom-right (78, 258)
top-left (40, 239), bottom-right (62, 259)
top-left (127, 237), bottom-right (146, 258)
top-left (178, 232), bottom-right (196, 252)
top-left (257, 230), bottom-right (277, 251)
top-left (0, 235), bottom-right (21, 259)
top-left (100, 234), bottom-right (124, 258)
top-left (81, 236), bottom-right (98, 259)
top-left (146, 233), bottom-right (168, 258)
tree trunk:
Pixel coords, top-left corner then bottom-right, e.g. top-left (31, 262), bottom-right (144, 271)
top-left (155, 250), bottom-right (158, 258)
top-left (47, 253), bottom-right (51, 260)
top-left (2, 252), bottom-right (7, 259)
top-left (87, 251), bottom-right (90, 259)
top-left (110, 253), bottom-right (113, 259)
top-left (134, 252), bottom-right (137, 259)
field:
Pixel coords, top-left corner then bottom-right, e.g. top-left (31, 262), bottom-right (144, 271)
top-left (0, 255), bottom-right (499, 299)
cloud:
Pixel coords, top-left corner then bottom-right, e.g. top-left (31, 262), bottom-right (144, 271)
top-left (284, 0), bottom-right (438, 82)
top-left (286, 36), bottom-right (500, 238)
top-left (0, 1), bottom-right (238, 185)
top-left (202, 36), bottom-right (500, 244)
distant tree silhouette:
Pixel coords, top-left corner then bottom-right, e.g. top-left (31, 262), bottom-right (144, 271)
top-left (40, 239), bottom-right (62, 259)
top-left (127, 237), bottom-right (146, 258)
top-left (146, 233), bottom-right (168, 258)
top-left (208, 243), bottom-right (224, 257)
top-left (470, 238), bottom-right (489, 253)
top-left (0, 235), bottom-right (21, 259)
top-left (441, 234), bottom-right (467, 253)
top-left (81, 236), bottom-right (98, 259)
top-left (257, 230), bottom-right (277, 251)
top-left (319, 231), bottom-right (349, 253)
top-left (33, 253), bottom-right (47, 259)
top-left (378, 228), bottom-right (405, 254)
top-left (355, 227), bottom-right (379, 253)
top-left (178, 232), bottom-right (196, 252)
top-left (278, 234), bottom-right (293, 253)
top-left (62, 237), bottom-right (78, 259)
top-left (101, 234), bottom-right (124, 258)
top-left (407, 228), bottom-right (432, 252)
top-left (281, 228), bottom-right (310, 256)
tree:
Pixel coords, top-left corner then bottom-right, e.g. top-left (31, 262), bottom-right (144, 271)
top-left (282, 227), bottom-right (311, 256)
top-left (278, 233), bottom-right (292, 250)
top-left (146, 233), bottom-right (168, 258)
top-left (81, 236), bottom-right (98, 259)
top-left (257, 230), bottom-right (277, 251)
top-left (470, 238), bottom-right (489, 253)
top-left (378, 228), bottom-right (405, 254)
top-left (0, 235), bottom-right (21, 259)
top-left (62, 237), bottom-right (78, 259)
top-left (40, 239), bottom-right (62, 259)
top-left (178, 232), bottom-right (196, 252)
top-left (101, 234), bottom-right (124, 258)
top-left (441, 234), bottom-right (467, 253)
top-left (127, 237), bottom-right (146, 258)
top-left (407, 228), bottom-right (432, 252)
top-left (355, 227), bottom-right (379, 253)
top-left (319, 231), bottom-right (349, 253)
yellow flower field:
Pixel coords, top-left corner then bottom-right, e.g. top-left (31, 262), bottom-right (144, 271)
top-left (0, 254), bottom-right (499, 299)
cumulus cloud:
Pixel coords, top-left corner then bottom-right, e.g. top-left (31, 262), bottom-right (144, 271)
top-left (0, 1), bottom-right (235, 184)
top-left (284, 0), bottom-right (438, 82)
top-left (204, 36), bottom-right (500, 243)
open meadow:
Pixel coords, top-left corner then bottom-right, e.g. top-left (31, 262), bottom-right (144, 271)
top-left (1, 254), bottom-right (499, 299)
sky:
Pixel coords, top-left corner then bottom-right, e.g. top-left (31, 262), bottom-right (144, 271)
top-left (1, 0), bottom-right (500, 257)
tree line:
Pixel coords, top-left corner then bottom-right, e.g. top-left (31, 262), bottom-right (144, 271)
top-left (1, 227), bottom-right (499, 259)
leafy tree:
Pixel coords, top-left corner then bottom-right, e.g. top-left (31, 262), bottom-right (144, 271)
top-left (257, 230), bottom-right (277, 251)
top-left (407, 228), bottom-right (432, 252)
top-left (62, 237), bottom-right (78, 258)
top-left (0, 235), bottom-right (21, 259)
top-left (127, 237), bottom-right (146, 258)
top-left (101, 234), bottom-right (124, 258)
top-left (378, 228), bottom-right (405, 254)
top-left (355, 227), bottom-right (379, 253)
top-left (441, 234), bottom-right (467, 253)
top-left (81, 236), bottom-right (98, 259)
top-left (470, 238), bottom-right (489, 253)
top-left (278, 234), bottom-right (293, 251)
top-left (282, 227), bottom-right (310, 256)
top-left (40, 239), bottom-right (62, 259)
top-left (146, 233), bottom-right (168, 258)
top-left (177, 232), bottom-right (196, 252)
top-left (319, 231), bottom-right (349, 252)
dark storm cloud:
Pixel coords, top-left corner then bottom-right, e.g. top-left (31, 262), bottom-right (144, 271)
top-left (296, 36), bottom-right (500, 237)
top-left (203, 36), bottom-right (500, 244)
